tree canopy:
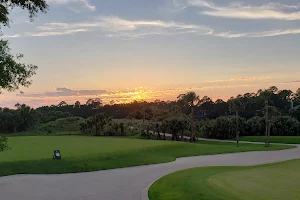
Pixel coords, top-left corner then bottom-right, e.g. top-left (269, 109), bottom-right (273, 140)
top-left (0, 0), bottom-right (48, 93)
top-left (0, 0), bottom-right (48, 26)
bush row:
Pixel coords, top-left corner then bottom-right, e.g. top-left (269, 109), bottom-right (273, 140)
top-left (198, 116), bottom-right (300, 139)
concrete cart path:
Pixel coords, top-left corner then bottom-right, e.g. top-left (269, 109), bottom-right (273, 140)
top-left (1, 143), bottom-right (300, 200)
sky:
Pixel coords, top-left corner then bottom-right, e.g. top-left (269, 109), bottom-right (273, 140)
top-left (1, 0), bottom-right (300, 108)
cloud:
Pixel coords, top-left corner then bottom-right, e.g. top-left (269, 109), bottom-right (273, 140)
top-left (283, 80), bottom-right (300, 84)
top-left (5, 16), bottom-right (300, 39)
top-left (98, 16), bottom-right (208, 31)
top-left (28, 29), bottom-right (89, 37)
top-left (96, 16), bottom-right (212, 39)
top-left (251, 29), bottom-right (300, 37)
top-left (5, 16), bottom-right (212, 39)
top-left (17, 87), bottom-right (107, 97)
top-left (215, 29), bottom-right (300, 38)
top-left (2, 29), bottom-right (89, 38)
top-left (174, 0), bottom-right (300, 20)
top-left (2, 34), bottom-right (22, 38)
top-left (214, 31), bottom-right (248, 38)
top-left (46, 0), bottom-right (96, 12)
top-left (209, 77), bottom-right (271, 83)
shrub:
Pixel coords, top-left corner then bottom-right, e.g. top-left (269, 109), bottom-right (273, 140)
top-left (244, 116), bottom-right (265, 136)
top-left (0, 136), bottom-right (10, 152)
top-left (244, 116), bottom-right (300, 136)
top-left (272, 116), bottom-right (300, 136)
top-left (198, 116), bottom-right (245, 140)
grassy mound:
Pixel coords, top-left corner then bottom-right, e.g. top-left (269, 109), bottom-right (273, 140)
top-left (149, 159), bottom-right (300, 200)
top-left (7, 117), bottom-right (85, 136)
top-left (0, 136), bottom-right (293, 177)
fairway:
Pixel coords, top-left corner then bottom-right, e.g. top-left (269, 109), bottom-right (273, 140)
top-left (0, 136), bottom-right (293, 177)
top-left (149, 159), bottom-right (300, 200)
top-left (240, 136), bottom-right (300, 144)
top-left (0, 136), bottom-right (175, 162)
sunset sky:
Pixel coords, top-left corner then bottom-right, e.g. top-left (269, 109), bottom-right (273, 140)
top-left (1, 0), bottom-right (300, 108)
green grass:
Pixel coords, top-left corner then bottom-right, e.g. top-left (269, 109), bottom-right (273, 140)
top-left (2, 118), bottom-right (145, 137)
top-left (240, 136), bottom-right (300, 144)
top-left (0, 136), bottom-right (293, 177)
top-left (149, 159), bottom-right (300, 200)
top-left (1, 117), bottom-right (85, 136)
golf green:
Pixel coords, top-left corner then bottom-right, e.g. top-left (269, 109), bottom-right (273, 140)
top-left (0, 136), bottom-right (293, 177)
top-left (149, 159), bottom-right (300, 200)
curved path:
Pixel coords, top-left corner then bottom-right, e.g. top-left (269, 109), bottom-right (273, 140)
top-left (1, 144), bottom-right (300, 200)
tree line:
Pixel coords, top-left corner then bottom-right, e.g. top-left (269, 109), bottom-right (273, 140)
top-left (73, 86), bottom-right (300, 147)
top-left (1, 86), bottom-right (300, 136)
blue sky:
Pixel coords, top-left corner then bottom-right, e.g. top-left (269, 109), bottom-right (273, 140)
top-left (1, 0), bottom-right (300, 107)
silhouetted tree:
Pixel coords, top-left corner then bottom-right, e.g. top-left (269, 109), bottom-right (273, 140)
top-left (0, 0), bottom-right (48, 93)
top-left (177, 91), bottom-right (199, 142)
top-left (58, 101), bottom-right (67, 107)
top-left (74, 101), bottom-right (81, 108)
top-left (228, 96), bottom-right (245, 146)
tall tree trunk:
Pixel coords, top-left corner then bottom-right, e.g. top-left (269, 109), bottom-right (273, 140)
top-left (265, 101), bottom-right (269, 147)
top-left (267, 122), bottom-right (271, 146)
top-left (235, 112), bottom-right (239, 147)
top-left (156, 126), bottom-right (161, 140)
top-left (156, 132), bottom-right (161, 140)
top-left (143, 108), bottom-right (145, 127)
top-left (190, 107), bottom-right (195, 142)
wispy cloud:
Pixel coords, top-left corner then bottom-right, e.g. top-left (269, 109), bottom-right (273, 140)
top-left (47, 0), bottom-right (96, 12)
top-left (2, 29), bottom-right (89, 38)
top-left (29, 29), bottom-right (89, 37)
top-left (283, 80), bottom-right (300, 84)
top-left (209, 76), bottom-right (271, 83)
top-left (2, 34), bottom-right (22, 38)
top-left (5, 15), bottom-right (300, 39)
top-left (214, 31), bottom-right (248, 38)
top-left (17, 87), bottom-right (107, 97)
top-left (5, 16), bottom-right (212, 39)
top-left (97, 16), bottom-right (212, 39)
top-left (174, 0), bottom-right (300, 20)
top-left (215, 29), bottom-right (300, 38)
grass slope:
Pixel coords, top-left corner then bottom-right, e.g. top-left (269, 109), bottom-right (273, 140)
top-left (0, 136), bottom-right (293, 177)
top-left (240, 136), bottom-right (300, 144)
top-left (149, 159), bottom-right (300, 200)
top-left (3, 117), bottom-right (85, 136)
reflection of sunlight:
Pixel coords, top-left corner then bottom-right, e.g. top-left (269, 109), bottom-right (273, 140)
top-left (113, 88), bottom-right (153, 103)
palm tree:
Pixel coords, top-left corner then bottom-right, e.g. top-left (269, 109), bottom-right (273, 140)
top-left (265, 106), bottom-right (281, 146)
top-left (228, 96), bottom-right (245, 147)
top-left (85, 113), bottom-right (111, 136)
top-left (58, 101), bottom-right (67, 107)
top-left (177, 91), bottom-right (200, 142)
top-left (259, 88), bottom-right (280, 146)
top-left (86, 98), bottom-right (102, 109)
top-left (295, 88), bottom-right (300, 100)
top-left (74, 101), bottom-right (81, 108)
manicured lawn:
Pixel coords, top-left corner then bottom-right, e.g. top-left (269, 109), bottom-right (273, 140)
top-left (0, 136), bottom-right (293, 177)
top-left (240, 136), bottom-right (300, 144)
top-left (149, 159), bottom-right (300, 200)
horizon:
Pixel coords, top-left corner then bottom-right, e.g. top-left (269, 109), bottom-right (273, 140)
top-left (1, 84), bottom-right (299, 108)
top-left (1, 0), bottom-right (300, 108)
